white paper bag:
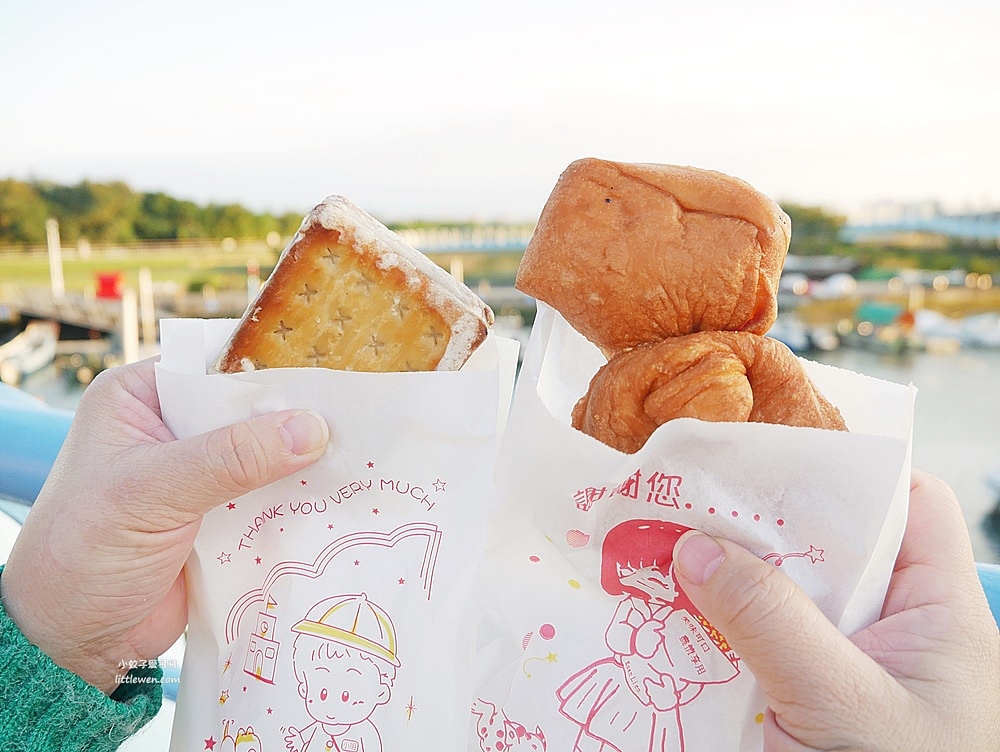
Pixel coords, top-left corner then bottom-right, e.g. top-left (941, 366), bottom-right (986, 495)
top-left (471, 304), bottom-right (916, 752)
top-left (156, 318), bottom-right (518, 752)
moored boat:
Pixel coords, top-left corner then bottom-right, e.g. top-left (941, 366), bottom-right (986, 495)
top-left (0, 320), bottom-right (60, 386)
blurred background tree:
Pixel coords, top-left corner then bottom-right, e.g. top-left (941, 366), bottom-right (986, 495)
top-left (0, 178), bottom-right (304, 246)
top-left (0, 180), bottom-right (49, 244)
top-left (782, 203), bottom-right (849, 256)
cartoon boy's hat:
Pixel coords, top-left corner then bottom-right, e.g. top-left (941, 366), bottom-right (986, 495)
top-left (292, 593), bottom-right (400, 667)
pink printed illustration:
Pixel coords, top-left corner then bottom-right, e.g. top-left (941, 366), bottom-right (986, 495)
top-left (245, 611), bottom-right (280, 684)
top-left (763, 545), bottom-right (825, 567)
top-left (217, 719), bottom-right (263, 752)
top-left (472, 698), bottom-right (546, 751)
top-left (556, 520), bottom-right (740, 752)
top-left (225, 522), bottom-right (441, 645)
top-left (284, 594), bottom-right (399, 752)
top-left (207, 521), bottom-right (441, 751)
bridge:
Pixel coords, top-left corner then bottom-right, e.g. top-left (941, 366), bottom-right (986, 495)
top-left (394, 225), bottom-right (534, 253)
top-left (844, 207), bottom-right (1000, 242)
top-left (0, 222), bottom-right (536, 264)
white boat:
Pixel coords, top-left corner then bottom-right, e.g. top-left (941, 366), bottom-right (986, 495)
top-left (914, 309), bottom-right (1000, 350)
top-left (0, 320), bottom-right (60, 385)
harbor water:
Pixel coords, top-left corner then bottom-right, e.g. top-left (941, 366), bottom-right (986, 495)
top-left (811, 346), bottom-right (1000, 566)
top-left (15, 344), bottom-right (1000, 565)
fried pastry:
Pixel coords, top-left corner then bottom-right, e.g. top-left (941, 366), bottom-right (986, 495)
top-left (516, 158), bottom-right (845, 451)
top-left (214, 196), bottom-right (493, 373)
top-left (571, 332), bottom-right (848, 454)
top-left (516, 158), bottom-right (790, 355)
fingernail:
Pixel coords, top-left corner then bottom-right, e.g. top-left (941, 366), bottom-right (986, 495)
top-left (675, 532), bottom-right (725, 585)
top-left (280, 411), bottom-right (328, 455)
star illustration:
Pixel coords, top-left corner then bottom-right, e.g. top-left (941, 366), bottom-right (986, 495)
top-left (255, 556), bottom-right (262, 565)
top-left (204, 737), bottom-right (217, 751)
top-left (433, 479), bottom-right (447, 492)
top-left (327, 524), bottom-right (335, 530)
top-left (218, 689), bottom-right (229, 705)
top-left (242, 685), bottom-right (248, 693)
top-left (805, 545), bottom-right (825, 564)
top-left (367, 461), bottom-right (375, 468)
top-left (217, 552), bottom-right (231, 565)
top-left (372, 507), bottom-right (380, 516)
top-left (266, 707), bottom-right (273, 715)
top-left (545, 652), bottom-right (559, 663)
top-left (226, 502), bottom-right (236, 510)
top-left (300, 479), bottom-right (308, 486)
top-left (354, 560), bottom-right (361, 566)
top-left (398, 577), bottom-right (405, 585)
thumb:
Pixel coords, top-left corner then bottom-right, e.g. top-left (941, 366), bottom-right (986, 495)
top-left (138, 409), bottom-right (329, 525)
top-left (672, 531), bottom-right (894, 750)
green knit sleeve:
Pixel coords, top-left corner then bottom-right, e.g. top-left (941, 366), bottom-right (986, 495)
top-left (0, 568), bottom-right (163, 751)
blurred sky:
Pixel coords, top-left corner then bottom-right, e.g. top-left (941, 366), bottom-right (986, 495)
top-left (1, 0), bottom-right (998, 222)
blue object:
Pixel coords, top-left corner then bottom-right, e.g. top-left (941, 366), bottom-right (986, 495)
top-left (0, 383), bottom-right (73, 503)
top-left (162, 667), bottom-right (180, 702)
top-left (978, 562), bottom-right (1000, 627)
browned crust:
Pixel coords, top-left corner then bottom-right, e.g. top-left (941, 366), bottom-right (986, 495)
top-left (516, 158), bottom-right (790, 355)
top-left (572, 332), bottom-right (847, 453)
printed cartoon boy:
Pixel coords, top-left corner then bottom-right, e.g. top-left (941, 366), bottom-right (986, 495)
top-left (557, 520), bottom-right (740, 752)
top-left (285, 593), bottom-right (399, 752)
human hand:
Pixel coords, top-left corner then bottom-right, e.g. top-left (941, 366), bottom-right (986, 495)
top-left (672, 469), bottom-right (1000, 751)
top-left (0, 358), bottom-right (329, 694)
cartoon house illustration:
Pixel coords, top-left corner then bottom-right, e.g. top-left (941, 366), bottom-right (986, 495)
top-left (243, 610), bottom-right (280, 684)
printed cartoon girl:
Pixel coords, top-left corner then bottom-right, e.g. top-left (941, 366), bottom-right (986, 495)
top-left (556, 520), bottom-right (740, 752)
top-left (284, 593), bottom-right (399, 752)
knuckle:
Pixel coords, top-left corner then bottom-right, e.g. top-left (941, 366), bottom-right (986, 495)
top-left (206, 423), bottom-right (274, 493)
top-left (718, 563), bottom-right (796, 644)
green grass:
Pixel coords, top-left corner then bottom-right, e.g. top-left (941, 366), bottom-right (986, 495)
top-left (1, 248), bottom-right (281, 294)
top-left (0, 247), bottom-right (526, 295)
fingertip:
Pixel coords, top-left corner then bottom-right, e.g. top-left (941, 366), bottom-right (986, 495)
top-left (674, 530), bottom-right (726, 586)
top-left (279, 410), bottom-right (329, 456)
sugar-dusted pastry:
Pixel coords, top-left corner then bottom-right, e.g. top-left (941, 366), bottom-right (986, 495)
top-left (572, 332), bottom-right (848, 454)
top-left (516, 158), bottom-right (790, 355)
top-left (214, 196), bottom-right (493, 373)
